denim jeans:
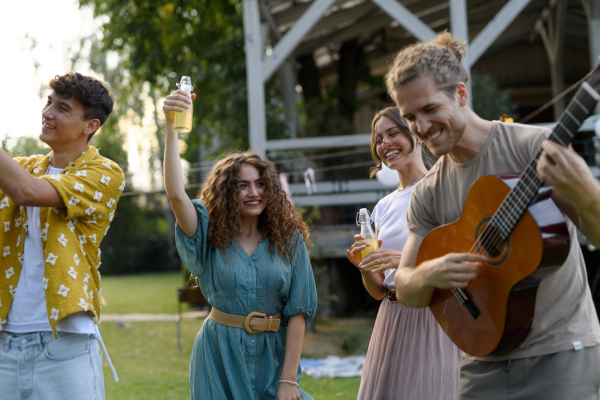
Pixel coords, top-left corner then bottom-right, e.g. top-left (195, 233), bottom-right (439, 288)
top-left (0, 331), bottom-right (105, 400)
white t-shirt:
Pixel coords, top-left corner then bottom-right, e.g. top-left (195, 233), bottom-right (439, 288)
top-left (372, 181), bottom-right (419, 290)
top-left (5, 165), bottom-right (95, 334)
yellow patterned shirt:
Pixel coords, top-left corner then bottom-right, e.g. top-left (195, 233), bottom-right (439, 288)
top-left (0, 146), bottom-right (125, 335)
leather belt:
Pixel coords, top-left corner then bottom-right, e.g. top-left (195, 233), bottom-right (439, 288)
top-left (209, 308), bottom-right (282, 334)
top-left (386, 290), bottom-right (399, 303)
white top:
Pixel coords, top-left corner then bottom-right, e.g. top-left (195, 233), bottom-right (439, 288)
top-left (5, 165), bottom-right (94, 335)
top-left (372, 181), bottom-right (419, 290)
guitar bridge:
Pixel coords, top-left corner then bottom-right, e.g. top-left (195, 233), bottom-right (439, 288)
top-left (452, 288), bottom-right (481, 319)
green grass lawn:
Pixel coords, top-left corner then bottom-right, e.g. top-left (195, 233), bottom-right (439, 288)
top-left (101, 272), bottom-right (195, 314)
top-left (100, 272), bottom-right (364, 399)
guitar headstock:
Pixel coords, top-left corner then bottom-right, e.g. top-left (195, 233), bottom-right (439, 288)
top-left (586, 62), bottom-right (600, 94)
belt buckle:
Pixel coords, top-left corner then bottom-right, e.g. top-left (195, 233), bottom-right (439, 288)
top-left (387, 290), bottom-right (398, 303)
top-left (244, 311), bottom-right (267, 334)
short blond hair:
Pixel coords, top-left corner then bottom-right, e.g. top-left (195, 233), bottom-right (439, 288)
top-left (386, 31), bottom-right (468, 97)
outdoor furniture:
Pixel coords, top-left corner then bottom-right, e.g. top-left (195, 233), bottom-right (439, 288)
top-left (177, 287), bottom-right (210, 352)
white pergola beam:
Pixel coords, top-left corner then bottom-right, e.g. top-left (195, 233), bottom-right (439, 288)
top-left (272, 0), bottom-right (347, 27)
top-left (243, 0), bottom-right (267, 155)
top-left (371, 0), bottom-right (437, 42)
top-left (467, 0), bottom-right (533, 67)
top-left (450, 0), bottom-right (471, 106)
top-left (450, 0), bottom-right (469, 42)
top-left (266, 134), bottom-right (371, 151)
top-left (262, 0), bottom-right (337, 83)
top-left (307, 2), bottom-right (379, 36)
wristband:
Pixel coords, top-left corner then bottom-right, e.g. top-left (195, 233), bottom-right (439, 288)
top-left (278, 379), bottom-right (299, 389)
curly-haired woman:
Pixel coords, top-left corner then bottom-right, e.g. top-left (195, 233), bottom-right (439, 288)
top-left (347, 107), bottom-right (462, 399)
top-left (163, 89), bottom-right (317, 400)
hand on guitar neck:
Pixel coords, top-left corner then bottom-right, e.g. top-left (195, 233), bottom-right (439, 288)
top-left (537, 141), bottom-right (600, 247)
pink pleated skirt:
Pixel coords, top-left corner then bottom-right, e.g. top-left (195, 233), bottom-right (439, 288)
top-left (357, 297), bottom-right (463, 400)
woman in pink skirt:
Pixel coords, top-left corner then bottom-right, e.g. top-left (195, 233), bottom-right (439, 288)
top-left (347, 107), bottom-right (462, 399)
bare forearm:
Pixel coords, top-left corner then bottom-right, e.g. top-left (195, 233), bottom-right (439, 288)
top-left (0, 150), bottom-right (33, 202)
top-left (163, 122), bottom-right (197, 237)
top-left (394, 266), bottom-right (434, 308)
top-left (164, 125), bottom-right (187, 202)
top-left (280, 314), bottom-right (305, 381)
top-left (361, 271), bottom-right (386, 300)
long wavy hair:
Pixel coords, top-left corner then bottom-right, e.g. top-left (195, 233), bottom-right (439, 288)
top-left (198, 151), bottom-right (310, 261)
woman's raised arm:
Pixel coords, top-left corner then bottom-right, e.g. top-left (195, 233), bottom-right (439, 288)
top-left (163, 90), bottom-right (199, 238)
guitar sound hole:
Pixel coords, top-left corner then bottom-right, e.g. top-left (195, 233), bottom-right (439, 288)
top-left (475, 217), bottom-right (511, 267)
top-left (481, 226), bottom-right (503, 258)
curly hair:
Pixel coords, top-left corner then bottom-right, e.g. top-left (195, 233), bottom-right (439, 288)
top-left (386, 30), bottom-right (468, 98)
top-left (198, 151), bottom-right (310, 262)
top-left (49, 72), bottom-right (114, 141)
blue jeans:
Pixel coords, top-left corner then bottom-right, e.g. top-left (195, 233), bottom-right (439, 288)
top-left (0, 331), bottom-right (105, 400)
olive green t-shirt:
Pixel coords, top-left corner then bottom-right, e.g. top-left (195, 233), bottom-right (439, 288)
top-left (406, 120), bottom-right (600, 361)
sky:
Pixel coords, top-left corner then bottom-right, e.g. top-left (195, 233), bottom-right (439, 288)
top-left (0, 1), bottom-right (162, 190)
top-left (0, 0), bottom-right (100, 140)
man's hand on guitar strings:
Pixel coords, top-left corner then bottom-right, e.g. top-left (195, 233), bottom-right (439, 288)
top-left (537, 141), bottom-right (598, 209)
top-left (420, 253), bottom-right (488, 289)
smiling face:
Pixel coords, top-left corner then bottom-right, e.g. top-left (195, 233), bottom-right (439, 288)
top-left (236, 163), bottom-right (267, 219)
top-left (374, 116), bottom-right (420, 172)
top-left (393, 74), bottom-right (467, 157)
top-left (40, 92), bottom-right (96, 151)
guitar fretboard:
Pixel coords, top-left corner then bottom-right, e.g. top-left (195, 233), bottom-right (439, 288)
top-left (486, 83), bottom-right (599, 243)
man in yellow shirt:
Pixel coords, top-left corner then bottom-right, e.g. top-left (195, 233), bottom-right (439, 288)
top-left (0, 72), bottom-right (125, 399)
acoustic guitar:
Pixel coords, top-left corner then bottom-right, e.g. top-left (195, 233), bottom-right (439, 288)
top-left (417, 65), bottom-right (600, 356)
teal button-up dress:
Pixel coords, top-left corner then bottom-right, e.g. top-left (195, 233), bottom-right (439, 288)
top-left (175, 200), bottom-right (317, 400)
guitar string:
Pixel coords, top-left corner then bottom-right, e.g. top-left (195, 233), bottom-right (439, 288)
top-left (470, 94), bottom-right (589, 256)
top-left (451, 81), bottom-right (599, 309)
top-left (478, 101), bottom-right (585, 252)
top-left (446, 90), bottom-right (593, 305)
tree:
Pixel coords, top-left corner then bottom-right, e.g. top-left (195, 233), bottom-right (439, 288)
top-left (471, 74), bottom-right (518, 121)
top-left (2, 136), bottom-right (50, 158)
top-left (79, 0), bottom-right (252, 155)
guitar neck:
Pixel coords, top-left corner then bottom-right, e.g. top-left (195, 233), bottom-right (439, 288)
top-left (489, 82), bottom-right (600, 241)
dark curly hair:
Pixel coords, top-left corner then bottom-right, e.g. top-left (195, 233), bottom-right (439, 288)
top-left (198, 151), bottom-right (310, 262)
top-left (49, 72), bottom-right (114, 141)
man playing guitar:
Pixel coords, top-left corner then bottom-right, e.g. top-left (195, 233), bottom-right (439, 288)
top-left (388, 31), bottom-right (600, 399)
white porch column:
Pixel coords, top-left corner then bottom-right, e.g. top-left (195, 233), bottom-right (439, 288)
top-left (243, 0), bottom-right (267, 155)
top-left (450, 0), bottom-right (472, 107)
top-left (536, 0), bottom-right (567, 119)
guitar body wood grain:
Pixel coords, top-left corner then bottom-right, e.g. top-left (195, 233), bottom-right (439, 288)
top-left (417, 174), bottom-right (570, 356)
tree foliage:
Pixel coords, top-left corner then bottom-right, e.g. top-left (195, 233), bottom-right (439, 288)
top-left (1, 136), bottom-right (50, 158)
top-left (472, 74), bottom-right (518, 121)
top-left (79, 0), bottom-right (249, 155)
